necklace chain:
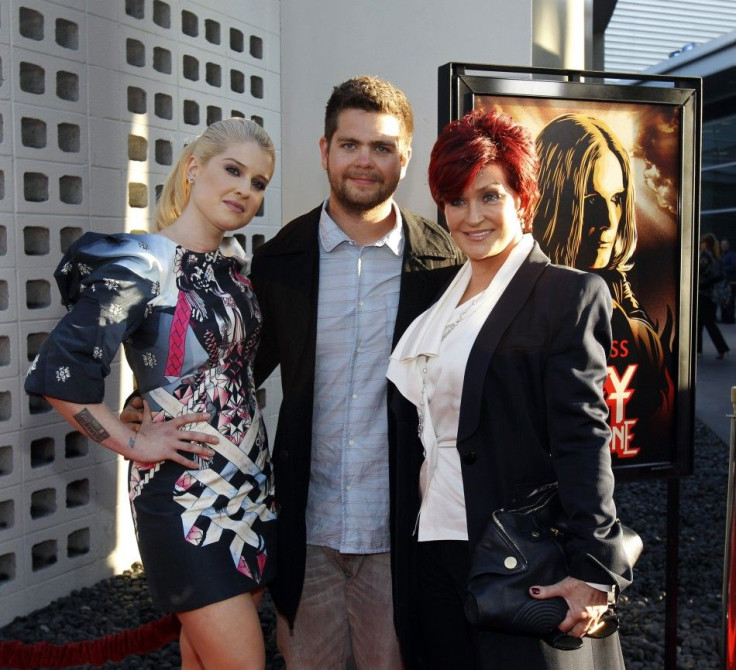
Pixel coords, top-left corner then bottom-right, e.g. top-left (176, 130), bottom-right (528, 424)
top-left (419, 283), bottom-right (494, 439)
top-left (418, 355), bottom-right (428, 439)
top-left (441, 293), bottom-right (484, 339)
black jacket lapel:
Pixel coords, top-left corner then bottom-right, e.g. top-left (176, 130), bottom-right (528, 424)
top-left (457, 243), bottom-right (550, 444)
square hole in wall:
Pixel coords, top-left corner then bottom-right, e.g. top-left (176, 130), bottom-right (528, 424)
top-left (29, 394), bottom-right (52, 415)
top-left (251, 76), bottom-right (264, 99)
top-left (0, 335), bottom-right (8, 367)
top-left (250, 35), bottom-right (263, 59)
top-left (67, 527), bottom-right (90, 557)
top-left (66, 479), bottom-right (89, 508)
top-left (19, 7), bottom-right (44, 41)
top-left (0, 499), bottom-right (14, 531)
top-left (0, 226), bottom-right (5, 255)
top-left (24, 226), bottom-right (50, 255)
top-left (181, 10), bottom-right (197, 37)
top-left (21, 117), bottom-right (47, 148)
top-left (183, 100), bottom-right (199, 126)
top-left (0, 552), bottom-right (16, 584)
top-left (128, 134), bottom-right (148, 162)
top-left (24, 172), bottom-right (49, 202)
top-left (230, 70), bottom-right (244, 94)
top-left (26, 279), bottom-right (51, 309)
top-left (155, 139), bottom-right (172, 166)
top-left (251, 115), bottom-right (263, 127)
top-left (20, 62), bottom-right (45, 95)
top-left (56, 71), bottom-right (79, 101)
top-left (231, 109), bottom-right (244, 119)
top-left (125, 0), bottom-right (144, 20)
top-left (155, 92), bottom-right (172, 120)
top-left (0, 172), bottom-right (4, 201)
top-left (206, 106), bottom-right (222, 125)
top-left (30, 487), bottom-right (56, 518)
top-left (256, 201), bottom-right (264, 217)
top-left (30, 437), bottom-right (54, 468)
top-left (32, 539), bottom-right (57, 571)
top-left (205, 19), bottom-right (220, 45)
top-left (0, 280), bottom-right (7, 311)
top-left (65, 432), bottom-right (89, 459)
top-left (252, 233), bottom-right (265, 251)
top-left (183, 55), bottom-right (199, 82)
top-left (230, 28), bottom-right (244, 52)
top-left (153, 1), bottom-right (170, 28)
top-left (153, 47), bottom-right (171, 75)
top-left (0, 445), bottom-right (12, 476)
top-left (206, 63), bottom-right (221, 87)
top-left (127, 86), bottom-right (146, 114)
top-left (126, 39), bottom-right (145, 68)
top-left (128, 182), bottom-right (148, 208)
top-left (0, 390), bottom-right (10, 420)
top-left (27, 332), bottom-right (48, 360)
top-left (58, 123), bottom-right (80, 153)
top-left (56, 18), bottom-right (79, 50)
top-left (60, 226), bottom-right (82, 252)
top-left (60, 176), bottom-right (83, 204)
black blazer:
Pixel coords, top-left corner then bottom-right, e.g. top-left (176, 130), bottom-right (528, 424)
top-left (250, 204), bottom-right (463, 628)
top-left (389, 242), bottom-right (634, 669)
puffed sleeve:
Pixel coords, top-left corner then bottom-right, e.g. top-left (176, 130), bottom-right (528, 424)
top-left (24, 232), bottom-right (161, 404)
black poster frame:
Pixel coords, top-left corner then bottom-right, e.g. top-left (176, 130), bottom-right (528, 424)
top-left (438, 62), bottom-right (702, 483)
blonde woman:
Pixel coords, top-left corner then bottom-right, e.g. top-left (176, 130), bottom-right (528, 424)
top-left (26, 118), bottom-right (277, 669)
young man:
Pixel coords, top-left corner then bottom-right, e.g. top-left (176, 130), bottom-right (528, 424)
top-left (251, 76), bottom-right (463, 669)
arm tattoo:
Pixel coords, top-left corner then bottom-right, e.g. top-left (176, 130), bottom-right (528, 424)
top-left (74, 408), bottom-right (111, 443)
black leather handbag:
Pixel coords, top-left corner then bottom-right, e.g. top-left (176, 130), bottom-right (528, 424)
top-left (464, 484), bottom-right (642, 650)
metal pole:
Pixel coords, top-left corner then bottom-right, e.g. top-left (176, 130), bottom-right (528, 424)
top-left (721, 387), bottom-right (736, 669)
top-left (665, 478), bottom-right (680, 669)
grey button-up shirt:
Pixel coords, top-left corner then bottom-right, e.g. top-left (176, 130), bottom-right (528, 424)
top-left (305, 201), bottom-right (404, 553)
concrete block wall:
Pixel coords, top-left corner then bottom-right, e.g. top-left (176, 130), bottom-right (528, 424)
top-left (0, 0), bottom-right (281, 626)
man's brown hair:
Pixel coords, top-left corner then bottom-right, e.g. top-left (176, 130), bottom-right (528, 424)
top-left (323, 75), bottom-right (414, 148)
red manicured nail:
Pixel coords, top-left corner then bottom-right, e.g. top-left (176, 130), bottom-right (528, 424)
top-left (531, 587), bottom-right (540, 595)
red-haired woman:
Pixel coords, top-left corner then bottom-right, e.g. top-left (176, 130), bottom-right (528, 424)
top-left (387, 109), bottom-right (634, 669)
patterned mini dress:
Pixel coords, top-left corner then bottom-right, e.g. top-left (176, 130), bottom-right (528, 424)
top-left (25, 232), bottom-right (277, 612)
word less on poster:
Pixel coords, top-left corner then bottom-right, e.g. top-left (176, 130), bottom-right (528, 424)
top-left (439, 63), bottom-right (701, 481)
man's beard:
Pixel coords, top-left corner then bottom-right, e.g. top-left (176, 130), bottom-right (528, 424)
top-left (327, 168), bottom-right (400, 214)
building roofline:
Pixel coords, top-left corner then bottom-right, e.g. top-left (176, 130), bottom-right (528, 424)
top-left (645, 27), bottom-right (736, 79)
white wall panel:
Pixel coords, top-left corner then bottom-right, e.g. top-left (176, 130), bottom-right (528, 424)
top-left (0, 0), bottom-right (282, 627)
top-left (280, 0), bottom-right (534, 224)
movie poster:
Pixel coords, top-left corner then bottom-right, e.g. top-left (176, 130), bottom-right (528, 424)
top-left (473, 96), bottom-right (680, 469)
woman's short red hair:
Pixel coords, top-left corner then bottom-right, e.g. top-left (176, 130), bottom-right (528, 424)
top-left (428, 109), bottom-right (539, 227)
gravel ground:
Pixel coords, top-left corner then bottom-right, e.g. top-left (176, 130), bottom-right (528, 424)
top-left (0, 417), bottom-right (730, 669)
top-left (0, 566), bottom-right (282, 670)
top-left (616, 418), bottom-right (729, 670)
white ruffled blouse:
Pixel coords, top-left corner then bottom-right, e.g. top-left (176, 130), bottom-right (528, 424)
top-left (386, 234), bottom-right (533, 541)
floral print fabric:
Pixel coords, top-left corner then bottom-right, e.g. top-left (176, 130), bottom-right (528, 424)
top-left (25, 232), bottom-right (277, 611)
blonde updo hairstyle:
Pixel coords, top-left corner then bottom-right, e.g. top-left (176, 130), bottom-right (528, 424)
top-left (155, 117), bottom-right (275, 231)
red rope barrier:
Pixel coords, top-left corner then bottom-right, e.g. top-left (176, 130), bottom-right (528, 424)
top-left (0, 613), bottom-right (181, 669)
